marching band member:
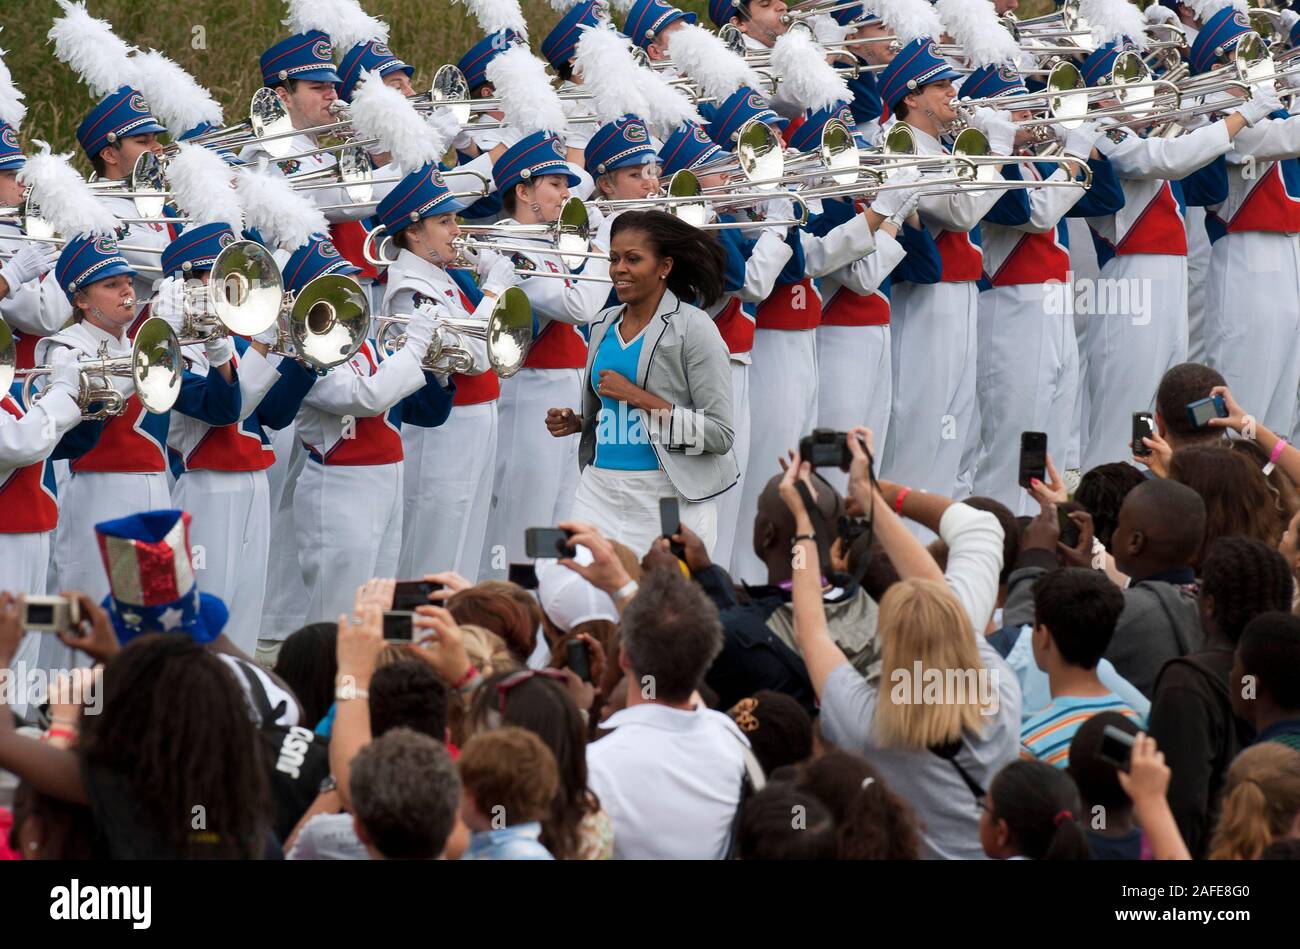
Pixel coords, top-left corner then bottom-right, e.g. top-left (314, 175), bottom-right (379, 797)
top-left (1194, 7), bottom-right (1300, 439)
top-left (829, 5), bottom-right (893, 142)
top-left (456, 29), bottom-right (529, 163)
top-left (546, 210), bottom-right (738, 555)
top-left (873, 38), bottom-right (1015, 506)
top-left (481, 131), bottom-right (613, 573)
top-left (657, 121), bottom-right (794, 567)
top-left (961, 64), bottom-right (1123, 514)
top-left (37, 235), bottom-right (241, 609)
top-left (586, 115), bottom-right (662, 254)
top-left (541, 1), bottom-right (608, 163)
top-left (627, 0), bottom-right (697, 65)
top-left (156, 224), bottom-right (319, 655)
top-left (708, 0), bottom-right (802, 119)
top-left (1076, 39), bottom-right (1266, 470)
top-left (286, 235), bottom-right (454, 623)
top-left (378, 164), bottom-right (518, 580)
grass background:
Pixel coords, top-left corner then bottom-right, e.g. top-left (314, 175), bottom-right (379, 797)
top-left (1, 0), bottom-right (1052, 172)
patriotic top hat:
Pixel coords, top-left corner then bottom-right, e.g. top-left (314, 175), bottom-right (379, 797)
top-left (95, 509), bottom-right (228, 645)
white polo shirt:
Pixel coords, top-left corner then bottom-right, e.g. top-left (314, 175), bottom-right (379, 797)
top-left (587, 702), bottom-right (749, 860)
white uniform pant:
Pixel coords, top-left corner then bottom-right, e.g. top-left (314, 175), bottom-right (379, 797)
top-left (481, 368), bottom-right (583, 577)
top-left (1067, 219), bottom-right (1102, 471)
top-left (973, 284), bottom-right (1077, 515)
top-left (171, 469), bottom-right (270, 656)
top-left (294, 460), bottom-right (404, 624)
top-left (6, 532), bottom-right (60, 704)
top-left (1204, 230), bottom-right (1300, 440)
top-left (571, 465), bottom-right (718, 559)
top-left (1185, 207), bottom-right (1210, 365)
top-left (710, 361), bottom-right (750, 572)
top-left (816, 324), bottom-right (891, 497)
top-left (54, 471), bottom-right (171, 604)
top-left (731, 328), bottom-right (818, 584)
top-left (883, 282), bottom-right (978, 498)
top-left (399, 401), bottom-right (498, 580)
top-left (260, 427), bottom-right (308, 642)
top-left (1079, 254), bottom-right (1187, 472)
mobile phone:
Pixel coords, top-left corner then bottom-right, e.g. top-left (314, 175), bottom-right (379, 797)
top-left (798, 428), bottom-right (861, 471)
top-left (22, 595), bottom-right (80, 634)
top-left (382, 611), bottom-right (415, 642)
top-left (1018, 431), bottom-right (1047, 490)
top-left (659, 496), bottom-right (686, 560)
top-left (1131, 411), bottom-right (1155, 457)
top-left (1099, 724), bottom-right (1136, 772)
top-left (524, 527), bottom-right (576, 559)
top-left (1186, 394), bottom-right (1228, 429)
top-left (566, 638), bottom-right (592, 683)
top-left (508, 562), bottom-right (539, 591)
top-left (1058, 507), bottom-right (1081, 549)
top-left (393, 580), bottom-right (442, 612)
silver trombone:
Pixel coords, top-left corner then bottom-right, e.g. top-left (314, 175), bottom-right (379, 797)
top-left (374, 286), bottom-right (534, 377)
top-left (171, 240), bottom-right (286, 345)
top-left (264, 273), bottom-right (371, 372)
top-left (0, 317), bottom-right (183, 421)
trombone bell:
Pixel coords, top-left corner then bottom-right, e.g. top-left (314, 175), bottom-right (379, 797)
top-left (288, 273), bottom-right (370, 371)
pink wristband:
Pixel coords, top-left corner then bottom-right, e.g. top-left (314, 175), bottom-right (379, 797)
top-left (1264, 438), bottom-right (1289, 475)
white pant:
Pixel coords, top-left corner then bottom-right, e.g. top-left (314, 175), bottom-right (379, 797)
top-left (5, 532), bottom-right (60, 699)
top-left (710, 361), bottom-right (750, 571)
top-left (261, 427), bottom-right (309, 641)
top-left (1204, 230), bottom-right (1300, 439)
top-left (571, 465), bottom-right (717, 559)
top-left (1080, 254), bottom-right (1188, 472)
top-left (1066, 219), bottom-right (1101, 471)
top-left (883, 282), bottom-right (978, 497)
top-left (731, 328), bottom-right (818, 584)
top-left (1185, 207), bottom-right (1210, 366)
top-left (294, 460), bottom-right (404, 624)
top-left (816, 324), bottom-right (891, 497)
top-left (973, 285), bottom-right (1077, 515)
top-left (171, 468), bottom-right (271, 656)
top-left (399, 401), bottom-right (498, 580)
top-left (481, 368), bottom-right (583, 577)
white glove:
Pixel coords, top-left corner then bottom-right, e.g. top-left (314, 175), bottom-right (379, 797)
top-left (426, 107), bottom-right (464, 150)
top-left (152, 275), bottom-right (188, 334)
top-left (1239, 86), bottom-right (1284, 127)
top-left (253, 320), bottom-right (281, 347)
top-left (971, 106), bottom-right (1017, 157)
top-left (481, 253), bottom-right (520, 297)
top-left (1143, 5), bottom-right (1178, 26)
top-left (205, 335), bottom-right (235, 368)
top-left (763, 196), bottom-right (795, 224)
top-left (1, 243), bottom-right (58, 291)
top-left (810, 13), bottom-right (853, 47)
top-left (48, 346), bottom-right (81, 401)
top-left (403, 305), bottom-right (437, 360)
top-left (870, 167), bottom-right (921, 219)
top-left (1063, 120), bottom-right (1103, 160)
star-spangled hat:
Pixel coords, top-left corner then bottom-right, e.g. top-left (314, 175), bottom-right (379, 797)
top-left (95, 509), bottom-right (227, 645)
top-left (55, 235), bottom-right (137, 302)
top-left (375, 163), bottom-right (468, 236)
top-left (624, 0), bottom-right (696, 51)
top-left (260, 31), bottom-right (342, 87)
top-left (282, 234), bottom-right (361, 295)
top-left (878, 38), bottom-right (962, 110)
top-left (492, 130), bottom-right (582, 195)
top-left (585, 115), bottom-right (657, 175)
top-left (76, 86), bottom-right (167, 163)
top-left (658, 121), bottom-right (725, 175)
top-left (338, 39), bottom-right (415, 102)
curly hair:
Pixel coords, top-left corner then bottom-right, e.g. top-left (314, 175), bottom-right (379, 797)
top-left (1075, 463), bottom-right (1147, 551)
top-left (79, 635), bottom-right (272, 859)
top-left (1199, 537), bottom-right (1295, 644)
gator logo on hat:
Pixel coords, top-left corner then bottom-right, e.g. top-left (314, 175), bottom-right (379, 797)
top-left (313, 40), bottom-right (334, 61)
top-left (925, 40), bottom-right (941, 58)
top-left (319, 240), bottom-right (340, 258)
top-left (837, 107), bottom-right (854, 127)
top-left (219, 232), bottom-right (236, 248)
top-left (94, 236), bottom-right (120, 255)
top-left (373, 43), bottom-right (392, 56)
top-left (747, 92), bottom-right (766, 110)
top-left (692, 126), bottom-right (712, 144)
top-left (1232, 11), bottom-right (1248, 27)
top-left (624, 123), bottom-right (648, 142)
top-left (431, 169), bottom-right (447, 187)
top-left (1, 127), bottom-right (16, 148)
top-left (998, 65), bottom-right (1018, 84)
top-left (131, 94), bottom-right (149, 114)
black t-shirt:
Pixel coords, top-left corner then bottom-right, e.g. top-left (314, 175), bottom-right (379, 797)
top-left (1088, 828), bottom-right (1143, 860)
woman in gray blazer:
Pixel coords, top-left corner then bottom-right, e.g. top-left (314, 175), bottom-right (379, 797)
top-left (545, 211), bottom-right (740, 557)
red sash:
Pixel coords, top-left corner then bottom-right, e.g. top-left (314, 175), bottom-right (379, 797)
top-left (714, 297), bottom-right (756, 354)
top-left (756, 277), bottom-right (821, 331)
top-left (1116, 182), bottom-right (1187, 257)
top-left (936, 231), bottom-right (984, 283)
top-left (821, 289), bottom-right (890, 327)
top-left (0, 396), bottom-right (58, 532)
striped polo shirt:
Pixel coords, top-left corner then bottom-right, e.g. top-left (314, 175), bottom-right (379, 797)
top-left (1019, 694), bottom-right (1144, 769)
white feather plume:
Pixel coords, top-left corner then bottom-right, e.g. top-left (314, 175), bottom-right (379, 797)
top-left (665, 21), bottom-right (763, 103)
top-left (235, 163), bottom-right (329, 252)
top-left (48, 1), bottom-right (137, 99)
top-left (637, 65), bottom-right (703, 136)
top-left (1183, 0), bottom-right (1246, 23)
top-left (867, 0), bottom-right (945, 44)
top-left (166, 143), bottom-right (243, 230)
top-left (454, 0), bottom-right (530, 40)
top-left (1079, 0), bottom-right (1153, 48)
top-left (770, 29), bottom-right (851, 112)
top-left (935, 0), bottom-right (1022, 67)
top-left (130, 50), bottom-right (224, 137)
top-left (574, 25), bottom-right (654, 125)
top-left (608, 0), bottom-right (636, 12)
top-left (350, 70), bottom-right (449, 170)
top-left (284, 0), bottom-right (390, 51)
top-left (0, 33), bottom-right (27, 130)
top-left (485, 45), bottom-right (568, 136)
top-left (545, 0), bottom-right (582, 10)
top-left (18, 142), bottom-right (120, 237)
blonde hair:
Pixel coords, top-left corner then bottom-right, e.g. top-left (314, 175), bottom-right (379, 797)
top-left (458, 624), bottom-right (518, 679)
top-left (872, 578), bottom-right (993, 750)
top-left (1208, 743), bottom-right (1300, 860)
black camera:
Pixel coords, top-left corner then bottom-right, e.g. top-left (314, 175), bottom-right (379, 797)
top-left (798, 428), bottom-right (863, 472)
